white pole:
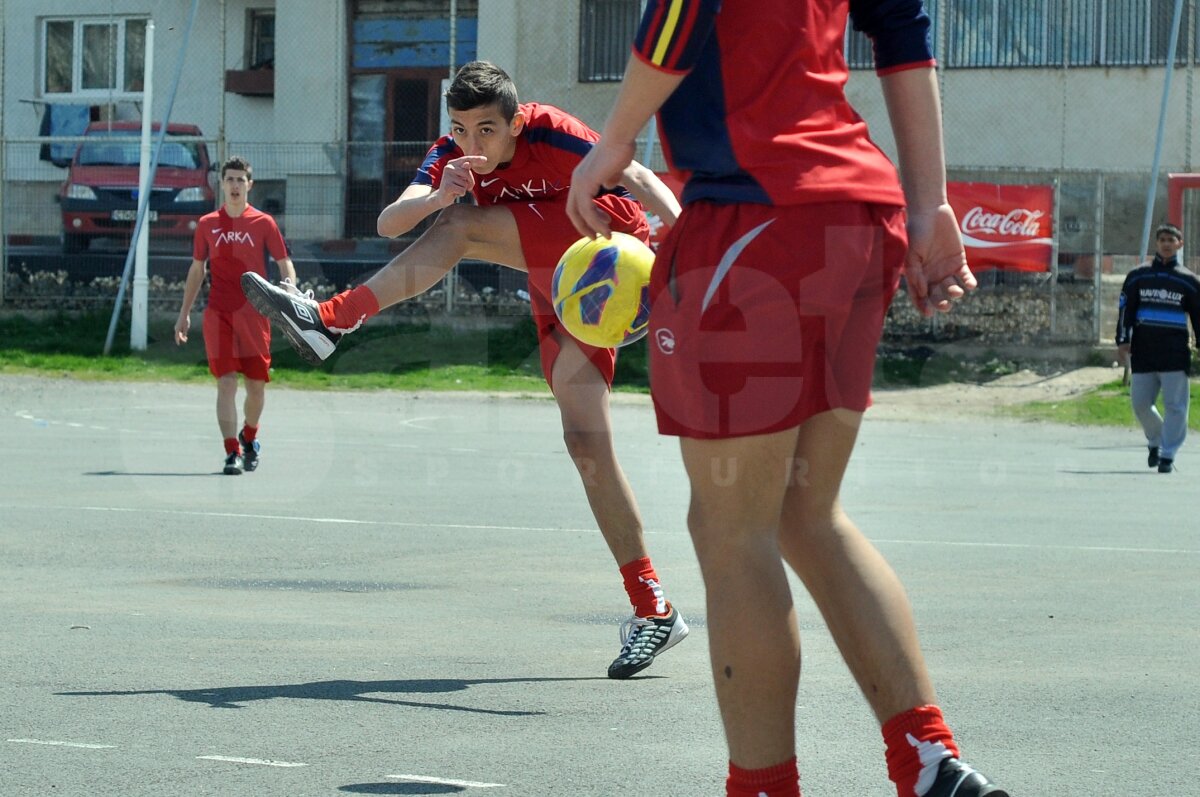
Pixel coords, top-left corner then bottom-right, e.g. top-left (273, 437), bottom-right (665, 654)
top-left (1139, 0), bottom-right (1187, 259)
top-left (131, 21), bottom-right (156, 351)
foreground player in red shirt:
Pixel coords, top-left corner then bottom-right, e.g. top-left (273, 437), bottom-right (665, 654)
top-left (568, 1), bottom-right (1005, 796)
top-left (242, 61), bottom-right (688, 679)
top-left (176, 156), bottom-right (295, 475)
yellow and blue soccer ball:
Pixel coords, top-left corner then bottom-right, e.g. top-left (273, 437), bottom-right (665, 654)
top-left (551, 233), bottom-right (654, 348)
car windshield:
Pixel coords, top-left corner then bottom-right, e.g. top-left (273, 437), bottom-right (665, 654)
top-left (77, 130), bottom-right (205, 169)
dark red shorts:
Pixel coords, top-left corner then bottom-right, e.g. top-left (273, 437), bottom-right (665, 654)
top-left (648, 201), bottom-right (905, 439)
top-left (508, 194), bottom-right (650, 390)
top-left (203, 304), bottom-right (271, 382)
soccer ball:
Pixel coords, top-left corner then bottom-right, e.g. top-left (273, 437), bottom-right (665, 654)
top-left (551, 233), bottom-right (654, 348)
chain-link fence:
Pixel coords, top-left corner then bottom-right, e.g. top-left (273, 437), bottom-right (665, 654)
top-left (3, 0), bottom-right (1198, 348)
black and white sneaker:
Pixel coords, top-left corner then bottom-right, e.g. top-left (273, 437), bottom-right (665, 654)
top-left (241, 273), bottom-right (341, 365)
top-left (223, 451), bottom-right (243, 475)
top-left (607, 605), bottom-right (688, 679)
top-left (924, 758), bottom-right (1008, 797)
top-left (239, 432), bottom-right (260, 472)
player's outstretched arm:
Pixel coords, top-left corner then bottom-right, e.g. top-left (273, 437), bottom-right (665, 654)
top-left (620, 160), bottom-right (681, 231)
top-left (569, 57), bottom-right (683, 239)
top-left (377, 155), bottom-right (487, 238)
top-left (277, 256), bottom-right (297, 286)
top-left (880, 66), bottom-right (976, 317)
top-left (175, 257), bottom-right (207, 345)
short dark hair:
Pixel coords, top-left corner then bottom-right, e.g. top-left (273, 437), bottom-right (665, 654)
top-left (221, 156), bottom-right (252, 179)
top-left (444, 61), bottom-right (519, 121)
top-left (1155, 223), bottom-right (1183, 240)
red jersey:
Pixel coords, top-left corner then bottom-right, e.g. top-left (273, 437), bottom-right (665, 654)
top-left (633, 0), bottom-right (935, 207)
top-left (193, 206), bottom-right (288, 313)
top-left (411, 102), bottom-right (640, 208)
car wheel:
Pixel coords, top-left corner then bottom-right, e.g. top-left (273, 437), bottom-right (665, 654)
top-left (62, 233), bottom-right (89, 254)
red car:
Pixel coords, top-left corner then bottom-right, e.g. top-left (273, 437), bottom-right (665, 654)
top-left (58, 121), bottom-right (215, 253)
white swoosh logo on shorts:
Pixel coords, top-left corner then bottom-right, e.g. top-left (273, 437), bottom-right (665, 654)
top-left (701, 219), bottom-right (775, 312)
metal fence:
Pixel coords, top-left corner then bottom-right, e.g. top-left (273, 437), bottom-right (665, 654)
top-left (3, 0), bottom-right (1199, 347)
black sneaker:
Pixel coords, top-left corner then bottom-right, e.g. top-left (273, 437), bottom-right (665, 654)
top-left (607, 605), bottom-right (689, 679)
top-left (239, 432), bottom-right (260, 472)
top-left (924, 758), bottom-right (1008, 797)
top-left (1148, 446), bottom-right (1160, 467)
top-left (223, 451), bottom-right (243, 475)
top-left (1158, 457), bottom-right (1174, 473)
top-left (241, 273), bottom-right (341, 365)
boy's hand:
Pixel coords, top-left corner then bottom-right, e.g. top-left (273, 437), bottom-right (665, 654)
top-left (174, 315), bottom-right (189, 345)
top-left (435, 155), bottom-right (488, 207)
top-left (568, 139), bottom-right (636, 239)
top-left (903, 203), bottom-right (976, 317)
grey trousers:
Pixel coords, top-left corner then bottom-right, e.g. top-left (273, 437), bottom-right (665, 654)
top-left (1130, 370), bottom-right (1191, 459)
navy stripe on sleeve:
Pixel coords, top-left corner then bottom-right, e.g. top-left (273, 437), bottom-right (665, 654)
top-left (849, 0), bottom-right (934, 71)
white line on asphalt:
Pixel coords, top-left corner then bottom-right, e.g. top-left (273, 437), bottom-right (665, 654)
top-left (871, 538), bottom-right (1200, 555)
top-left (65, 505), bottom-right (596, 534)
top-left (197, 755), bottom-right (308, 767)
top-left (7, 738), bottom-right (116, 749)
top-left (388, 773), bottom-right (504, 788)
top-left (4, 504), bottom-right (1200, 555)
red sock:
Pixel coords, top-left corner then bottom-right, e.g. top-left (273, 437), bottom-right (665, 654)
top-left (727, 757), bottom-right (800, 797)
top-left (618, 557), bottom-right (668, 617)
top-left (223, 437), bottom-right (240, 455)
top-left (882, 705), bottom-right (959, 797)
top-left (240, 424), bottom-right (258, 444)
top-left (319, 285), bottom-right (380, 332)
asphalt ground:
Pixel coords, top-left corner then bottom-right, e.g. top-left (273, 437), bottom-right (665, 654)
top-left (2, 375), bottom-right (1197, 796)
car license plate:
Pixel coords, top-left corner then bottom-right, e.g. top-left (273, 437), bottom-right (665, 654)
top-left (111, 209), bottom-right (157, 221)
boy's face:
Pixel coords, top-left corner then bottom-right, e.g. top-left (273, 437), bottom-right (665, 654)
top-left (221, 169), bottom-right (252, 206)
top-left (1156, 231), bottom-right (1183, 260)
top-left (448, 103), bottom-right (524, 174)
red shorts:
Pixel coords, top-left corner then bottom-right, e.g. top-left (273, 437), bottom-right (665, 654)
top-left (648, 201), bottom-right (905, 439)
top-left (508, 194), bottom-right (650, 390)
top-left (203, 303), bottom-right (272, 382)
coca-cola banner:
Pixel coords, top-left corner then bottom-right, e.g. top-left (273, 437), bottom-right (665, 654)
top-left (948, 182), bottom-right (1054, 273)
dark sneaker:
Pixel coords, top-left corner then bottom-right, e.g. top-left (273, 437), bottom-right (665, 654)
top-left (241, 273), bottom-right (340, 365)
top-left (1158, 457), bottom-right (1174, 473)
top-left (607, 605), bottom-right (688, 679)
top-left (223, 451), bottom-right (243, 475)
top-left (924, 758), bottom-right (1008, 797)
top-left (1148, 446), bottom-right (1160, 467)
top-left (239, 432), bottom-right (260, 472)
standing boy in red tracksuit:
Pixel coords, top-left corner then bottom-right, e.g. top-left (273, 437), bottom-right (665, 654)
top-left (176, 156), bottom-right (295, 475)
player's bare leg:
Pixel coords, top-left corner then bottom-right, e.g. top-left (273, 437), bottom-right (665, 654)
top-left (215, 373), bottom-right (240, 440)
top-left (216, 373), bottom-right (244, 474)
top-left (551, 330), bottom-right (688, 677)
top-left (777, 409), bottom-right (935, 722)
top-left (242, 378), bottom-right (265, 428)
top-left (549, 330), bottom-right (647, 566)
top-left (363, 204), bottom-right (528, 308)
top-left (679, 428), bottom-right (801, 768)
top-left (243, 204), bottom-right (528, 364)
top-left (778, 410), bottom-right (1005, 797)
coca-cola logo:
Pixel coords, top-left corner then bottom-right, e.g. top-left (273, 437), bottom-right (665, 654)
top-left (961, 206), bottom-right (1044, 238)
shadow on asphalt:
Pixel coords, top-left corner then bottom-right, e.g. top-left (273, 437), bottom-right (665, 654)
top-left (56, 676), bottom-right (609, 715)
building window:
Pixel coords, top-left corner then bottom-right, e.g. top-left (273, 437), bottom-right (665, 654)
top-left (43, 16), bottom-right (147, 95)
top-left (945, 0), bottom-right (1067, 67)
top-left (1100, 0), bottom-right (1191, 66)
top-left (248, 10), bottom-right (275, 69)
top-left (848, 1), bottom-right (1192, 70)
top-left (579, 0), bottom-right (641, 82)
